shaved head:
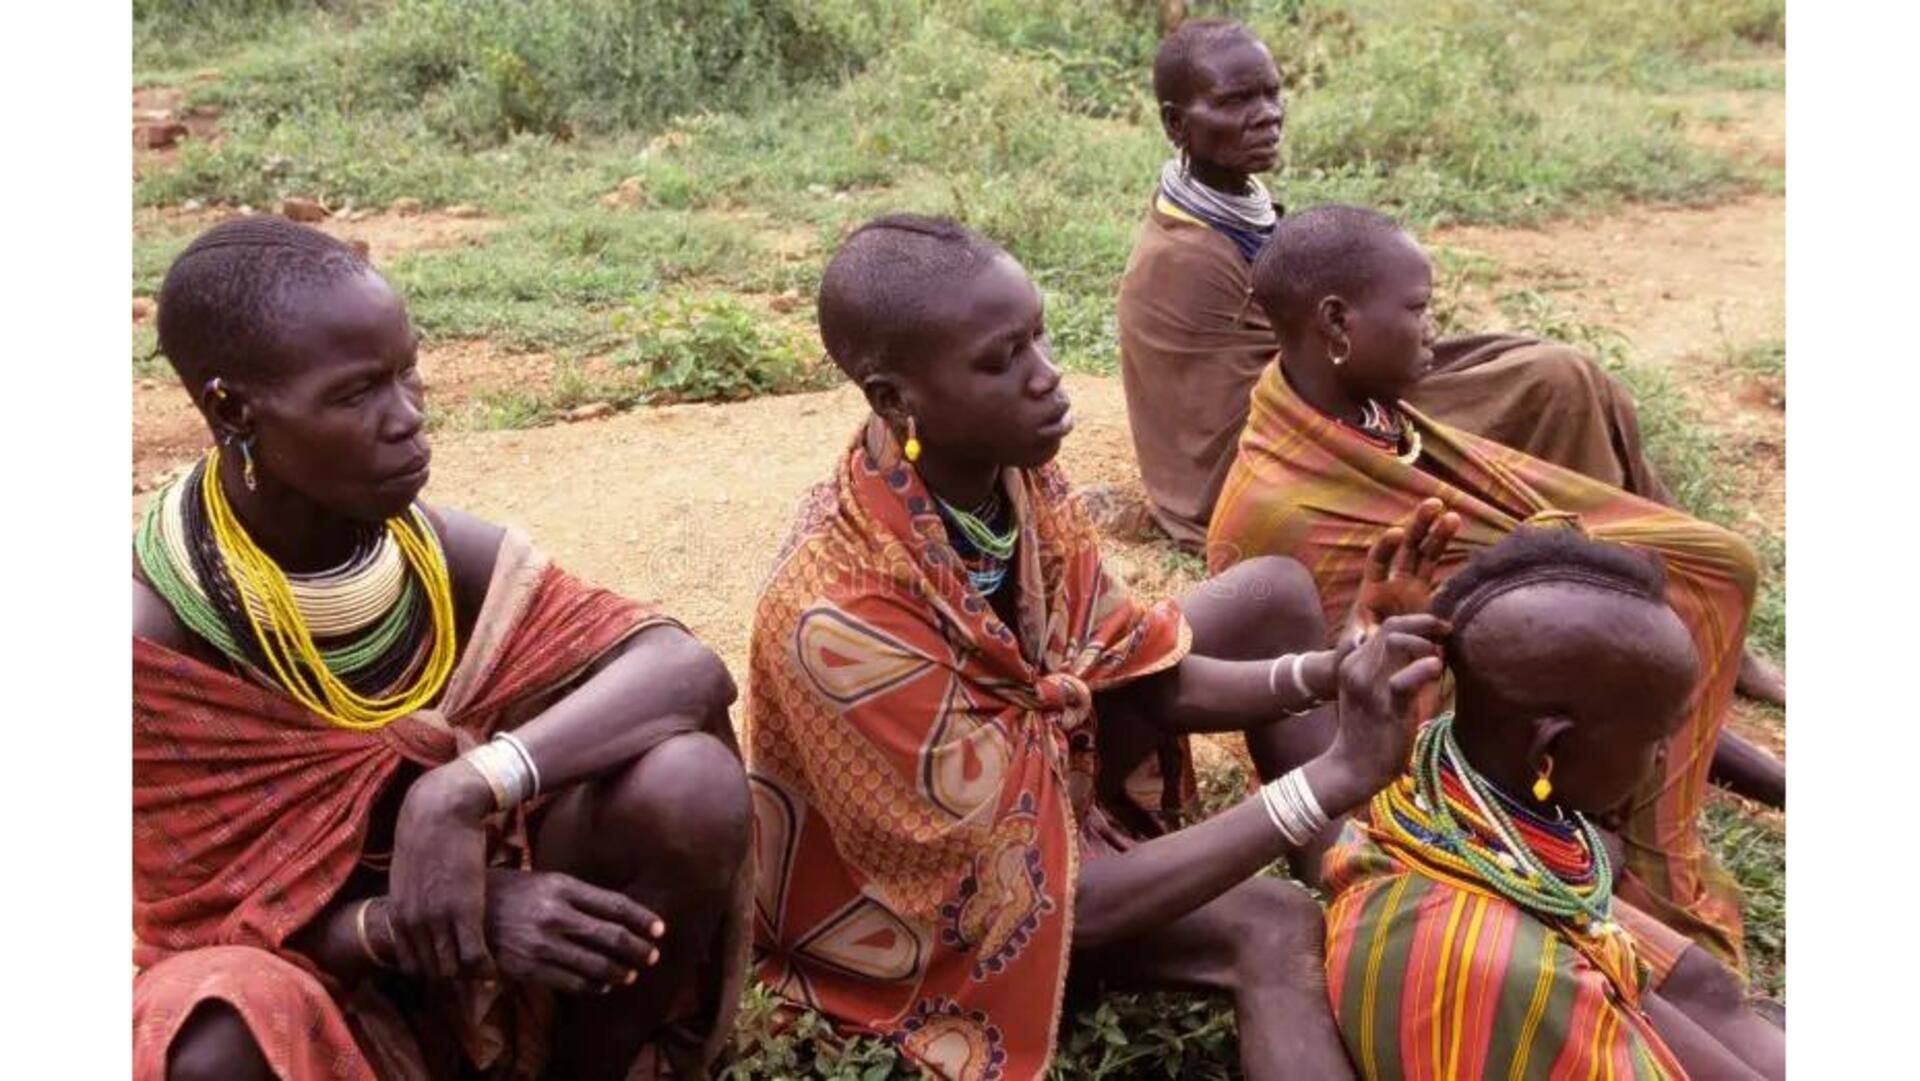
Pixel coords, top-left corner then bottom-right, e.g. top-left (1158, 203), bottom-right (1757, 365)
top-left (1249, 204), bottom-right (1413, 339)
top-left (1153, 18), bottom-right (1262, 107)
top-left (816, 213), bottom-right (1006, 383)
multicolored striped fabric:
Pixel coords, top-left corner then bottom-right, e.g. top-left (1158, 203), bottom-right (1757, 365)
top-left (1323, 818), bottom-right (1688, 1080)
top-left (1208, 364), bottom-right (1757, 969)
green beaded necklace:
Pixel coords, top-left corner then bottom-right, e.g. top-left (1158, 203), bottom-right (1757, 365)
top-left (1416, 714), bottom-right (1617, 929)
top-left (935, 491), bottom-right (1017, 562)
top-left (136, 470), bottom-right (426, 679)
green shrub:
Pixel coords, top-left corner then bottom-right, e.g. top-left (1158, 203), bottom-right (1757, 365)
top-left (614, 294), bottom-right (831, 404)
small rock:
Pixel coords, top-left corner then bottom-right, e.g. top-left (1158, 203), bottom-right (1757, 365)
top-left (769, 289), bottom-right (802, 314)
top-left (390, 196), bottom-right (424, 217)
top-left (563, 402), bottom-right (617, 423)
top-left (135, 108), bottom-right (175, 124)
top-left (280, 196), bottom-right (330, 223)
top-left (132, 297), bottom-right (155, 323)
top-left (444, 204), bottom-right (483, 219)
top-left (237, 204), bottom-right (254, 216)
top-left (181, 198), bottom-right (204, 212)
top-left (134, 121), bottom-right (189, 150)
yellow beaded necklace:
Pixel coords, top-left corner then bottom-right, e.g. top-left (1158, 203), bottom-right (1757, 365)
top-left (200, 446), bottom-right (458, 730)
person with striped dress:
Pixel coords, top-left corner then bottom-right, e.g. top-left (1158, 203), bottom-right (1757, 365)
top-left (1321, 529), bottom-right (1783, 1079)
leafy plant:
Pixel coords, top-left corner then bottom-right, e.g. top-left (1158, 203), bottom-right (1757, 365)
top-left (615, 294), bottom-right (832, 404)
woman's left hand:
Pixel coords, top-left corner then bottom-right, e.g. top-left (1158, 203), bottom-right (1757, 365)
top-left (388, 761), bottom-right (497, 981)
top-left (1347, 497), bottom-right (1459, 641)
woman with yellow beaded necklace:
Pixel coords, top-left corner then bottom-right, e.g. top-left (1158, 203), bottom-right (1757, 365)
top-left (1319, 529), bottom-right (1784, 1080)
top-left (132, 217), bottom-right (751, 1081)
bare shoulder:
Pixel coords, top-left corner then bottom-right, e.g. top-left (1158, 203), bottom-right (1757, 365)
top-left (420, 504), bottom-right (506, 619)
top-left (131, 573), bottom-right (196, 653)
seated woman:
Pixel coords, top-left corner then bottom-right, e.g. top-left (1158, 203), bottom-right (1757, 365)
top-left (1115, 17), bottom-right (1783, 704)
top-left (746, 214), bottom-right (1453, 1081)
top-left (1323, 529), bottom-right (1783, 1080)
top-left (1206, 204), bottom-right (1782, 972)
top-left (132, 218), bottom-right (750, 1081)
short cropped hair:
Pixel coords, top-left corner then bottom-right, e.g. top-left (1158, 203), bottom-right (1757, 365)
top-left (1248, 203), bottom-right (1408, 336)
top-left (816, 213), bottom-right (1006, 382)
top-left (1431, 527), bottom-right (1670, 638)
top-left (1153, 18), bottom-right (1260, 106)
top-left (156, 215), bottom-right (372, 390)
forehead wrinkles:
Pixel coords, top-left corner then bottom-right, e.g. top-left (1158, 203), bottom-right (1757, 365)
top-left (1195, 40), bottom-right (1276, 96)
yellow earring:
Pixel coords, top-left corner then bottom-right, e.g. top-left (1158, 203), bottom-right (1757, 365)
top-left (903, 417), bottom-right (922, 463)
top-left (1531, 754), bottom-right (1554, 802)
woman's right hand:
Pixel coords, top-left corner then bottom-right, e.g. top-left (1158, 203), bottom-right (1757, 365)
top-left (1303, 613), bottom-right (1448, 816)
top-left (483, 869), bottom-right (666, 995)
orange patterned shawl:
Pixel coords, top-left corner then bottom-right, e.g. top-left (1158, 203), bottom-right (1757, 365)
top-left (744, 419), bottom-right (1190, 1081)
top-left (132, 531), bottom-right (692, 1080)
top-left (1209, 365), bottom-right (1758, 970)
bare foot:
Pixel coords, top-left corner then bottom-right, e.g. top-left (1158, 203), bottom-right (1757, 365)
top-left (1736, 649), bottom-right (1785, 706)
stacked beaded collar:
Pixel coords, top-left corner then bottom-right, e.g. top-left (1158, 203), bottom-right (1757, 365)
top-left (136, 447), bottom-right (457, 731)
top-left (1372, 714), bottom-right (1642, 995)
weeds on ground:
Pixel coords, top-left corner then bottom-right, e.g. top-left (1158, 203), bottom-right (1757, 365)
top-left (1703, 795), bottom-right (1786, 999)
top-left (135, 0), bottom-right (1782, 396)
top-left (614, 294), bottom-right (832, 404)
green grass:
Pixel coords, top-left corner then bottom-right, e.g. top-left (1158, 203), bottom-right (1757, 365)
top-left (1703, 796), bottom-right (1785, 999)
top-left (133, 0), bottom-right (1783, 395)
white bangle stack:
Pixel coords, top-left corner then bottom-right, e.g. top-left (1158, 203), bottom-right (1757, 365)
top-left (1258, 768), bottom-right (1331, 847)
top-left (1265, 652), bottom-right (1324, 716)
top-left (460, 732), bottom-right (543, 812)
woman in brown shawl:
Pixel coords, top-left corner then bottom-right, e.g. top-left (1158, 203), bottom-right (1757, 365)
top-left (132, 218), bottom-right (751, 1080)
top-left (1114, 18), bottom-right (1783, 703)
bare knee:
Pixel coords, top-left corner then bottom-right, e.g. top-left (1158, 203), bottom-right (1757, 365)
top-left (1190, 555), bottom-right (1327, 657)
top-left (599, 732), bottom-right (750, 896)
top-left (1220, 878), bottom-right (1330, 993)
top-left (1660, 946), bottom-right (1751, 1019)
top-left (167, 1002), bottom-right (270, 1081)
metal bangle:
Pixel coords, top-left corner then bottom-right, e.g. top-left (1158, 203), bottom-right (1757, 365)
top-left (355, 899), bottom-right (391, 969)
top-left (493, 731), bottom-right (542, 800)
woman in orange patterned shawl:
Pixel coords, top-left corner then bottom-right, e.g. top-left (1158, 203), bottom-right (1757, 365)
top-left (1206, 205), bottom-right (1782, 970)
top-left (747, 215), bottom-right (1453, 1081)
top-left (133, 218), bottom-right (750, 1081)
